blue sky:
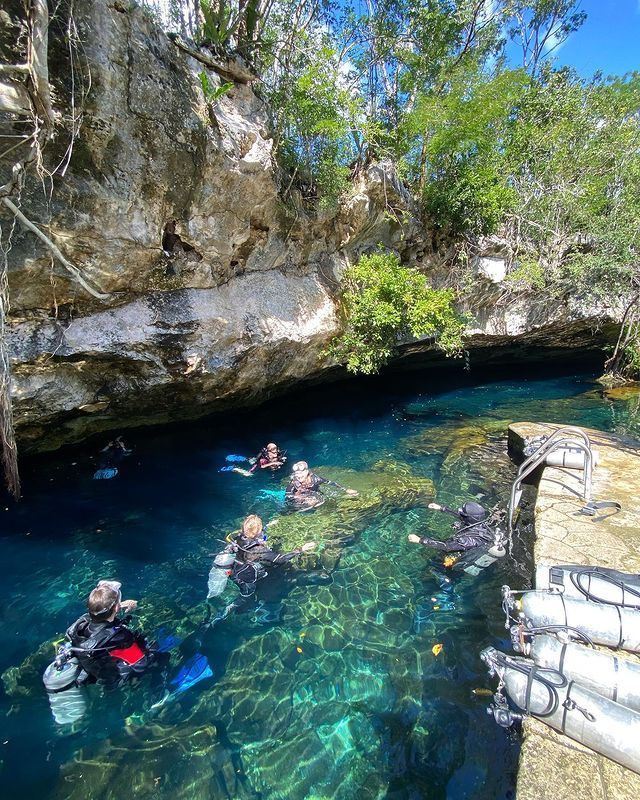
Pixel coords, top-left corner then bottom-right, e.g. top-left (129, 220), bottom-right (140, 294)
top-left (549, 0), bottom-right (640, 77)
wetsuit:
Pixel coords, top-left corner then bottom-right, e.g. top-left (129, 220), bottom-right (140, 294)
top-left (418, 505), bottom-right (495, 552)
top-left (208, 534), bottom-right (301, 626)
top-left (285, 471), bottom-right (342, 508)
top-left (66, 614), bottom-right (154, 687)
top-left (249, 447), bottom-right (286, 473)
top-left (227, 533), bottom-right (300, 595)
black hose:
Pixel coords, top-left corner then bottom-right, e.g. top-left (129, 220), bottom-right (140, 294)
top-left (571, 569), bottom-right (640, 609)
top-left (524, 624), bottom-right (596, 648)
top-left (493, 651), bottom-right (566, 718)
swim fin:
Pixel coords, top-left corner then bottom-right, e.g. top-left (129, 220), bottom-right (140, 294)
top-left (93, 467), bottom-right (118, 480)
top-left (170, 654), bottom-right (213, 695)
top-left (156, 631), bottom-right (182, 653)
top-left (225, 454), bottom-right (248, 463)
top-left (219, 465), bottom-right (236, 472)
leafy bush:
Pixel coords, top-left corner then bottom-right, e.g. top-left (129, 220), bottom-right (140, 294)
top-left (329, 251), bottom-right (465, 374)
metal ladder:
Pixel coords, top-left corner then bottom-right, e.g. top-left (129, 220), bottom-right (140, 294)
top-left (508, 426), bottom-right (594, 536)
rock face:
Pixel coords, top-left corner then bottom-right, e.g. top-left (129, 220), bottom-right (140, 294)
top-left (2, 2), bottom-right (619, 451)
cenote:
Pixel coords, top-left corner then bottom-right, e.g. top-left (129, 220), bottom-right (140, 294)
top-left (2, 362), bottom-right (639, 800)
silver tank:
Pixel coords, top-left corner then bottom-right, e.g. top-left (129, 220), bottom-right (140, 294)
top-left (535, 563), bottom-right (640, 607)
top-left (43, 658), bottom-right (87, 726)
top-left (521, 591), bottom-right (640, 652)
top-left (482, 648), bottom-right (640, 774)
top-left (530, 634), bottom-right (640, 712)
top-left (207, 552), bottom-right (235, 598)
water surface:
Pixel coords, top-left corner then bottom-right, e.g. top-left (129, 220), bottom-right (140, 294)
top-left (2, 365), bottom-right (638, 799)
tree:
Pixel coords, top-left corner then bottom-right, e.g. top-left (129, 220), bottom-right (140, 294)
top-left (330, 251), bottom-right (465, 374)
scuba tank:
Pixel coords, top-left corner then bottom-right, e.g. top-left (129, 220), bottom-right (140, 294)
top-left (527, 633), bottom-right (640, 713)
top-left (481, 647), bottom-right (640, 774)
top-left (505, 588), bottom-right (640, 652)
top-left (535, 563), bottom-right (640, 608)
top-left (42, 644), bottom-right (87, 726)
top-left (453, 532), bottom-right (506, 576)
top-left (207, 552), bottom-right (236, 599)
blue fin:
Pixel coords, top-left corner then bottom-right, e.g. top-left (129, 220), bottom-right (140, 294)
top-left (225, 454), bottom-right (248, 463)
top-left (170, 654), bottom-right (213, 695)
top-left (156, 632), bottom-right (182, 653)
top-left (219, 465), bottom-right (236, 472)
top-left (93, 467), bottom-right (118, 480)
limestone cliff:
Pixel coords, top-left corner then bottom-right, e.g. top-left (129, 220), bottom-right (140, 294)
top-left (1, 1), bottom-right (618, 452)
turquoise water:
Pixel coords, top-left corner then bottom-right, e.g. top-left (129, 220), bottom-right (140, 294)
top-left (1, 365), bottom-right (639, 799)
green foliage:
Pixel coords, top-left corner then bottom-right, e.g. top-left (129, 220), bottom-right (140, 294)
top-left (198, 0), bottom-right (236, 50)
top-left (408, 69), bottom-right (529, 234)
top-left (199, 71), bottom-right (234, 103)
top-left (505, 256), bottom-right (546, 290)
top-left (273, 44), bottom-right (360, 206)
top-left (505, 70), bottom-right (640, 301)
top-left (330, 251), bottom-right (465, 375)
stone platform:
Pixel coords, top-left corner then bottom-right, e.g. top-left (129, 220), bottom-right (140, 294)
top-left (508, 422), bottom-right (640, 800)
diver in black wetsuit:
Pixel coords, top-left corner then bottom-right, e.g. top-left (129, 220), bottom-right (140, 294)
top-left (285, 461), bottom-right (358, 511)
top-left (408, 501), bottom-right (495, 553)
top-left (208, 515), bottom-right (315, 626)
top-left (65, 580), bottom-right (157, 687)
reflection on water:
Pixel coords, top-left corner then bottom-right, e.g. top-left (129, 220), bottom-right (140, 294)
top-left (1, 369), bottom-right (639, 799)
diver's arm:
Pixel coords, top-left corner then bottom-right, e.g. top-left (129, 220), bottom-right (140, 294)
top-left (407, 533), bottom-right (460, 552)
top-left (316, 475), bottom-right (358, 496)
top-left (428, 502), bottom-right (459, 519)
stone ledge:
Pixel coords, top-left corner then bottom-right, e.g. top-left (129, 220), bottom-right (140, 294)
top-left (508, 422), bottom-right (640, 798)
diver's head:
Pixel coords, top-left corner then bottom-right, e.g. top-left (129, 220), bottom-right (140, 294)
top-left (458, 502), bottom-right (487, 525)
top-left (266, 443), bottom-right (278, 456)
top-left (88, 580), bottom-right (122, 622)
top-left (242, 514), bottom-right (264, 540)
top-left (292, 460), bottom-right (309, 478)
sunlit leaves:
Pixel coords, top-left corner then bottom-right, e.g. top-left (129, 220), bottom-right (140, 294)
top-left (330, 251), bottom-right (465, 374)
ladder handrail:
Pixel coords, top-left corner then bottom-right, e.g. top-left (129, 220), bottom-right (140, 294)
top-left (515, 426), bottom-right (591, 480)
top-left (508, 428), bottom-right (594, 538)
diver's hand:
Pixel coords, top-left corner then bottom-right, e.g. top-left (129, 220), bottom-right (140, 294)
top-left (120, 599), bottom-right (138, 612)
top-left (428, 502), bottom-right (442, 511)
top-left (407, 534), bottom-right (421, 544)
top-left (300, 542), bottom-right (316, 552)
top-left (345, 488), bottom-right (359, 497)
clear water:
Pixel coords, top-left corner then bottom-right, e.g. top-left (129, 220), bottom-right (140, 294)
top-left (1, 365), bottom-right (639, 800)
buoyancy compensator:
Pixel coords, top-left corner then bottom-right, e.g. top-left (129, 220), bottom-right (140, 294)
top-left (452, 530), bottom-right (507, 576)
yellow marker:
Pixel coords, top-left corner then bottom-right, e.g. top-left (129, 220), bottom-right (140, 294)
top-left (443, 555), bottom-right (458, 568)
top-left (300, 632), bottom-right (306, 638)
top-left (432, 643), bottom-right (443, 657)
top-left (296, 647), bottom-right (303, 654)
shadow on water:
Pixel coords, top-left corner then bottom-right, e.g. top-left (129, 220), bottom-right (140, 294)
top-left (1, 356), bottom-right (638, 799)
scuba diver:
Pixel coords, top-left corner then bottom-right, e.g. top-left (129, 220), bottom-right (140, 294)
top-left (207, 515), bottom-right (316, 626)
top-left (63, 580), bottom-right (157, 686)
top-left (42, 580), bottom-right (160, 726)
top-left (94, 436), bottom-right (132, 479)
top-left (408, 501), bottom-right (506, 577)
top-left (249, 442), bottom-right (287, 473)
top-left (285, 460), bottom-right (358, 511)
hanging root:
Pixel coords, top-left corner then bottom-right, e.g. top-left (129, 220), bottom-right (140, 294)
top-left (1, 197), bottom-right (110, 300)
top-left (0, 226), bottom-right (20, 499)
